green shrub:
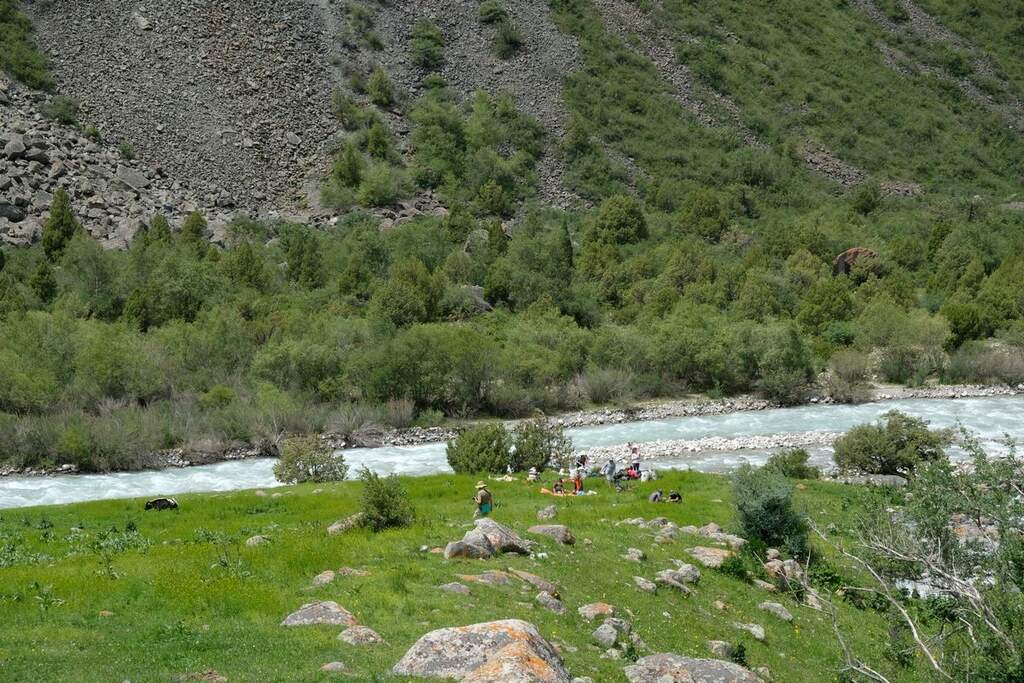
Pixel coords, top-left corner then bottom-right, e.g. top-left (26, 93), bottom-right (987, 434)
top-left (826, 349), bottom-right (872, 403)
top-left (411, 19), bottom-right (444, 69)
top-left (479, 0), bottom-right (508, 24)
top-left (358, 468), bottom-right (415, 532)
top-left (494, 20), bottom-right (523, 59)
top-left (383, 398), bottom-right (416, 429)
top-left (199, 385), bottom-right (236, 410)
top-left (579, 368), bottom-right (635, 405)
top-left (367, 67), bottom-right (394, 107)
top-left (40, 96), bottom-right (79, 125)
top-left (357, 163), bottom-right (407, 207)
top-left (852, 181), bottom-right (882, 215)
top-left (0, 0), bottom-right (52, 89)
top-left (119, 141), bottom-right (135, 160)
top-left (764, 448), bottom-right (820, 479)
top-left (945, 343), bottom-right (1024, 386)
top-left (446, 423), bottom-right (510, 473)
top-left (511, 419), bottom-right (573, 471)
top-left (732, 464), bottom-right (808, 557)
top-left (273, 436), bottom-right (348, 484)
top-left (833, 411), bottom-right (951, 476)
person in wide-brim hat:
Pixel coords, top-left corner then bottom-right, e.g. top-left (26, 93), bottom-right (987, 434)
top-left (474, 481), bottom-right (493, 517)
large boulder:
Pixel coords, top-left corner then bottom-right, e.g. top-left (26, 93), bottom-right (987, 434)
top-left (528, 524), bottom-right (576, 545)
top-left (445, 529), bottom-right (496, 560)
top-left (472, 518), bottom-right (534, 555)
top-left (392, 619), bottom-right (570, 682)
top-left (624, 653), bottom-right (763, 682)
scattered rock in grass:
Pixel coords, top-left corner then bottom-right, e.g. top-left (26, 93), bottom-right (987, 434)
top-left (180, 670), bottom-right (227, 683)
top-left (98, 610), bottom-right (114, 617)
top-left (253, 490), bottom-right (267, 497)
top-left (338, 625), bottom-right (385, 645)
top-left (458, 570), bottom-right (514, 586)
top-left (763, 558), bottom-right (804, 584)
top-left (618, 518), bottom-right (646, 526)
top-left (654, 570), bottom-right (695, 595)
top-left (766, 548), bottom-right (781, 561)
top-left (445, 532), bottom-right (496, 560)
top-left (803, 588), bottom-right (825, 611)
top-left (244, 535), bottom-right (269, 547)
top-left (686, 546), bottom-right (733, 569)
top-left (643, 517), bottom-right (671, 528)
top-left (311, 570), bottom-right (336, 587)
top-left (392, 619), bottom-right (569, 682)
top-left (754, 666), bottom-right (773, 680)
top-left (474, 518), bottom-right (535, 555)
top-left (713, 600), bottom-right (727, 611)
top-left (624, 653), bottom-right (764, 683)
top-left (337, 567), bottom-right (371, 577)
top-left (583, 538), bottom-right (593, 546)
top-left (669, 560), bottom-right (702, 582)
top-left (623, 548), bottom-right (646, 562)
top-left (593, 623), bottom-right (620, 649)
top-left (679, 522), bottom-right (747, 550)
top-left (320, 661), bottom-right (347, 673)
top-left (752, 579), bottom-right (777, 592)
top-left (758, 602), bottom-right (793, 622)
top-left (281, 601), bottom-right (358, 627)
top-left (578, 602), bottom-right (616, 621)
top-left (536, 591), bottom-right (567, 615)
top-left (707, 640), bottom-right (734, 658)
top-left (439, 582), bottom-right (471, 594)
top-left (528, 524), bottom-right (576, 545)
top-left (601, 647), bottom-right (623, 659)
top-left (327, 513), bottom-right (364, 535)
top-left (733, 622), bottom-right (766, 641)
top-left (538, 505), bottom-right (557, 520)
top-left (571, 678), bottom-right (594, 683)
top-left (509, 568), bottom-right (559, 594)
top-left (633, 576), bottom-right (657, 593)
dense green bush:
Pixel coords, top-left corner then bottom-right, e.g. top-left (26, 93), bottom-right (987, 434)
top-left (411, 19), bottom-right (444, 69)
top-left (41, 189), bottom-right (81, 260)
top-left (494, 21), bottom-right (523, 59)
top-left (764, 448), bottom-right (820, 480)
top-left (358, 468), bottom-right (415, 531)
top-left (273, 436), bottom-right (348, 484)
top-left (367, 67), bottom-right (394, 107)
top-left (0, 0), bottom-right (52, 89)
top-left (732, 464), bottom-right (808, 557)
top-left (833, 411), bottom-right (951, 476)
top-left (39, 96), bottom-right (79, 125)
top-left (446, 423), bottom-right (510, 473)
top-left (825, 349), bottom-right (872, 403)
top-left (511, 419), bottom-right (573, 471)
top-left (479, 0), bottom-right (508, 24)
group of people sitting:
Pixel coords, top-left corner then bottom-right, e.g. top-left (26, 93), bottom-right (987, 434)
top-left (648, 489), bottom-right (682, 503)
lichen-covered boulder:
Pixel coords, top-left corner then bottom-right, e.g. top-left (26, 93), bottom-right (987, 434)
top-left (686, 546), bottom-right (733, 569)
top-left (624, 653), bottom-right (763, 682)
top-left (472, 518), bottom-right (534, 555)
top-left (392, 619), bottom-right (570, 681)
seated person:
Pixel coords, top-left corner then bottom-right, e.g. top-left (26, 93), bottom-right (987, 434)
top-left (553, 479), bottom-right (565, 495)
top-left (648, 489), bottom-right (663, 503)
top-left (668, 490), bottom-right (682, 503)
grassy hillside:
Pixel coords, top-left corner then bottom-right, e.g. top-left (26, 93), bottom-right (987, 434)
top-left (0, 471), bottom-right (928, 682)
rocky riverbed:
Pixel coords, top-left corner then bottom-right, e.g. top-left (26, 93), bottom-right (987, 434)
top-left (3, 383), bottom-right (1021, 479)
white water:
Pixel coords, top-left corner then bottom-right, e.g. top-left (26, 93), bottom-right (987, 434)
top-left (1, 396), bottom-right (1021, 510)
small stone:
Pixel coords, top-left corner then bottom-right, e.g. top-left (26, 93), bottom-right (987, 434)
top-left (537, 505), bottom-right (557, 520)
top-left (281, 601), bottom-right (357, 627)
top-left (623, 548), bottom-right (646, 562)
top-left (707, 640), bottom-right (734, 658)
top-left (592, 623), bottom-right (619, 649)
top-left (439, 582), bottom-right (471, 594)
top-left (578, 602), bottom-right (615, 621)
top-left (245, 535), bottom-right (269, 547)
top-left (733, 622), bottom-right (766, 641)
top-left (311, 570), bottom-right (336, 587)
top-left (687, 546), bottom-right (733, 568)
top-left (713, 600), bottom-right (727, 611)
top-left (4, 136), bottom-right (25, 160)
top-left (328, 513), bottom-right (364, 535)
top-left (336, 567), bottom-right (371, 577)
top-left (99, 610), bottom-right (115, 617)
top-left (535, 591), bottom-right (567, 615)
top-left (338, 625), bottom-right (385, 645)
top-left (320, 661), bottom-right (347, 673)
top-left (759, 602), bottom-right (793, 622)
top-left (528, 524), bottom-right (575, 545)
top-left (132, 12), bottom-right (152, 30)
top-left (284, 132), bottom-right (301, 146)
top-left (753, 579), bottom-right (778, 592)
top-left (633, 576), bottom-right (657, 593)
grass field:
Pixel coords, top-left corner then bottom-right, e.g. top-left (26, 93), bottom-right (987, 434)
top-left (0, 471), bottom-right (933, 682)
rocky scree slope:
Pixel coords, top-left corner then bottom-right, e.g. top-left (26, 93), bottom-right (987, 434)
top-left (23, 0), bottom-right (337, 210)
top-left (0, 75), bottom-right (241, 249)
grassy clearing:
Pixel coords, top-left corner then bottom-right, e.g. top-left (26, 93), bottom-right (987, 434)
top-left (0, 472), bottom-right (928, 681)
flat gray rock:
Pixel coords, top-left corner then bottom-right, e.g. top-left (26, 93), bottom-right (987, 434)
top-left (439, 582), bottom-right (471, 594)
top-left (624, 653), bottom-right (764, 682)
top-left (536, 591), bottom-right (567, 615)
top-left (281, 601), bottom-right (357, 627)
top-left (338, 625), bottom-right (385, 645)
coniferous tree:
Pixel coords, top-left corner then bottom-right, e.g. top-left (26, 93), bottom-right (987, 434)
top-left (28, 260), bottom-right (57, 303)
top-left (41, 188), bottom-right (81, 260)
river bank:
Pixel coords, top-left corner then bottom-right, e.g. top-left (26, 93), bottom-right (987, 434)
top-left (2, 383), bottom-right (1020, 479)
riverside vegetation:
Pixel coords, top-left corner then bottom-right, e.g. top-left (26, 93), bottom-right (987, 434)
top-left (3, 0), bottom-right (1024, 474)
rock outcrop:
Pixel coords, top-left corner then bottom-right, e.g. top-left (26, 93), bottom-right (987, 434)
top-left (281, 601), bottom-right (357, 627)
top-left (624, 653), bottom-right (763, 683)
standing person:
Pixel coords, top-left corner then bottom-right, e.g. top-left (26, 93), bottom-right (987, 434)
top-left (474, 481), bottom-right (493, 517)
top-left (601, 458), bottom-right (616, 487)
